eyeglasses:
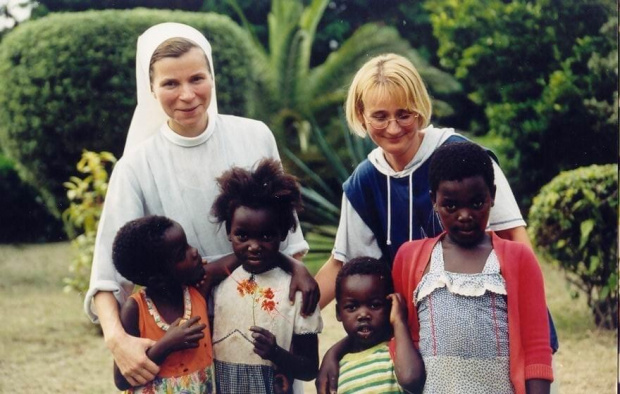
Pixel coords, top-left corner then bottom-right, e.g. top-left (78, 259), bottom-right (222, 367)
top-left (364, 112), bottom-right (419, 129)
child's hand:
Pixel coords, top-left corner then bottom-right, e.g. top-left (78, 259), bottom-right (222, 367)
top-left (250, 326), bottom-right (280, 361)
top-left (387, 293), bottom-right (408, 326)
top-left (161, 316), bottom-right (206, 352)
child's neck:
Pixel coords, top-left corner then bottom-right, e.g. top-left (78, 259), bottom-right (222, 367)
top-left (145, 284), bottom-right (187, 323)
top-left (241, 254), bottom-right (282, 276)
top-left (349, 334), bottom-right (391, 354)
top-left (242, 264), bottom-right (277, 277)
top-left (146, 282), bottom-right (184, 299)
top-left (442, 232), bottom-right (493, 274)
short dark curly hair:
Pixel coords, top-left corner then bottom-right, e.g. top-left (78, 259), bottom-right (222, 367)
top-left (112, 215), bottom-right (175, 286)
top-left (335, 256), bottom-right (394, 301)
top-left (211, 158), bottom-right (302, 236)
top-left (429, 141), bottom-right (495, 194)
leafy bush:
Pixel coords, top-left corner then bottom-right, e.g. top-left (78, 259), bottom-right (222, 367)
top-left (0, 153), bottom-right (64, 243)
top-left (528, 164), bottom-right (618, 329)
top-left (427, 0), bottom-right (617, 209)
top-left (0, 9), bottom-right (253, 220)
top-left (62, 150), bottom-right (116, 295)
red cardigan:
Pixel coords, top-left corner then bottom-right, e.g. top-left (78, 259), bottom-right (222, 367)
top-left (392, 232), bottom-right (553, 394)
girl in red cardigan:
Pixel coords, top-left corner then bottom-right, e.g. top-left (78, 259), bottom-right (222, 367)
top-left (392, 141), bottom-right (553, 394)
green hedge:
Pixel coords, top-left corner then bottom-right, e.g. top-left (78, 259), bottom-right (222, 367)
top-left (0, 9), bottom-right (253, 219)
top-left (528, 164), bottom-right (618, 329)
top-left (0, 154), bottom-right (64, 242)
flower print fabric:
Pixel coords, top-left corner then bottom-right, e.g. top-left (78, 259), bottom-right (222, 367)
top-left (212, 266), bottom-right (322, 393)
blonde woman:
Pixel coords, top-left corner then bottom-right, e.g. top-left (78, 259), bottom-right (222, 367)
top-left (316, 53), bottom-right (529, 308)
top-left (314, 53), bottom-right (557, 393)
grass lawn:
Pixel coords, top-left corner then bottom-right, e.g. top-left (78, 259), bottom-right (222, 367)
top-left (0, 242), bottom-right (616, 393)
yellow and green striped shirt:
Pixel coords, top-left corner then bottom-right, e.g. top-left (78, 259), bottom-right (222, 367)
top-left (338, 341), bottom-right (403, 394)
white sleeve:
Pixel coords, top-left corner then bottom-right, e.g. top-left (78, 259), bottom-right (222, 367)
top-left (292, 290), bottom-right (323, 335)
top-left (332, 194), bottom-right (383, 263)
top-left (83, 159), bottom-right (144, 323)
top-left (488, 160), bottom-right (526, 231)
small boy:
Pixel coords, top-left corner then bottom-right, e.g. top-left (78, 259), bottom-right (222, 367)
top-left (332, 257), bottom-right (425, 393)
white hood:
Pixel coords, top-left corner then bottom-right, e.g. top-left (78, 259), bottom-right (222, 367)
top-left (366, 125), bottom-right (456, 245)
top-left (124, 23), bottom-right (219, 155)
top-left (367, 124), bottom-right (457, 177)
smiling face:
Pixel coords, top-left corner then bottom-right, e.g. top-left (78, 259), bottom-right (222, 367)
top-left (361, 90), bottom-right (423, 171)
top-left (162, 222), bottom-right (205, 285)
top-left (432, 175), bottom-right (495, 248)
top-left (151, 47), bottom-right (213, 137)
top-left (229, 206), bottom-right (283, 274)
top-left (336, 274), bottom-right (392, 351)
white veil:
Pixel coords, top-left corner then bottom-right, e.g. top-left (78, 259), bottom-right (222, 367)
top-left (123, 22), bottom-right (219, 155)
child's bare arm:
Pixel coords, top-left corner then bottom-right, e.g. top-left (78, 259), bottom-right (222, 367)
top-left (526, 379), bottom-right (551, 394)
top-left (250, 326), bottom-right (319, 381)
top-left (389, 293), bottom-right (425, 393)
top-left (113, 299), bottom-right (206, 390)
top-left (145, 316), bottom-right (206, 364)
top-left (315, 336), bottom-right (350, 394)
top-left (196, 254), bottom-right (240, 296)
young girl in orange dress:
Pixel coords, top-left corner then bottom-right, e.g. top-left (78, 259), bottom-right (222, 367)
top-left (111, 215), bottom-right (238, 393)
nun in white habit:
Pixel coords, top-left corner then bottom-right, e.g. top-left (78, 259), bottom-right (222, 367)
top-left (84, 22), bottom-right (313, 388)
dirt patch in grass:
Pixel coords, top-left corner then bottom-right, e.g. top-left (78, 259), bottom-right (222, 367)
top-left (0, 242), bottom-right (616, 392)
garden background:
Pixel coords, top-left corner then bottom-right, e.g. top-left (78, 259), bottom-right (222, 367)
top-left (0, 0), bottom-right (617, 392)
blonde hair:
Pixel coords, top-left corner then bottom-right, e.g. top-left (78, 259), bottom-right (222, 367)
top-left (345, 53), bottom-right (432, 137)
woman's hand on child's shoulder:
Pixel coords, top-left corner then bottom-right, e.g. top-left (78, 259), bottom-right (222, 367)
top-left (284, 254), bottom-right (321, 317)
top-left (161, 316), bottom-right (206, 352)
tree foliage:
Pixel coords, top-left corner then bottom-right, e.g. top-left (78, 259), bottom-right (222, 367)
top-left (528, 164), bottom-right (618, 329)
top-left (35, 0), bottom-right (203, 12)
top-left (220, 0), bottom-right (462, 233)
top-left (226, 0), bottom-right (461, 153)
top-left (426, 0), bottom-right (618, 208)
top-left (0, 9), bottom-right (254, 220)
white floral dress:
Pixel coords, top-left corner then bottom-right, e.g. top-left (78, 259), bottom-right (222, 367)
top-left (212, 266), bottom-right (322, 393)
top-left (414, 242), bottom-right (514, 393)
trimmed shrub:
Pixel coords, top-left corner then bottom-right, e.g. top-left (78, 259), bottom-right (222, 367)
top-left (0, 9), bottom-right (253, 220)
top-left (0, 153), bottom-right (64, 242)
top-left (528, 164), bottom-right (618, 329)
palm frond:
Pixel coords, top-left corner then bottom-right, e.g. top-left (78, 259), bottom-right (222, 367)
top-left (297, 0), bottom-right (330, 76)
top-left (300, 186), bottom-right (341, 224)
top-left (283, 147), bottom-right (336, 200)
top-left (226, 0), bottom-right (266, 57)
top-left (309, 120), bottom-right (350, 184)
top-left (338, 107), bottom-right (374, 166)
top-left (307, 24), bottom-right (411, 103)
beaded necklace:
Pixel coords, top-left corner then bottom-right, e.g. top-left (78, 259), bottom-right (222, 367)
top-left (144, 286), bottom-right (192, 331)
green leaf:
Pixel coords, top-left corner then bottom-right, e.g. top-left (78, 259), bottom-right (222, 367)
top-left (579, 219), bottom-right (595, 249)
top-left (599, 286), bottom-right (609, 300)
top-left (588, 255), bottom-right (600, 274)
